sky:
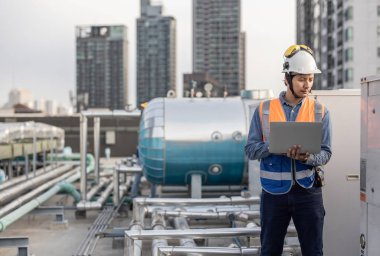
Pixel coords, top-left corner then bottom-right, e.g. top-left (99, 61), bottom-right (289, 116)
top-left (0, 0), bottom-right (296, 108)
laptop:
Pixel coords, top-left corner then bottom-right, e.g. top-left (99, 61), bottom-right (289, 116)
top-left (269, 122), bottom-right (322, 154)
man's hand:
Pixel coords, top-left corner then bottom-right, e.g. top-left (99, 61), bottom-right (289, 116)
top-left (287, 145), bottom-right (309, 162)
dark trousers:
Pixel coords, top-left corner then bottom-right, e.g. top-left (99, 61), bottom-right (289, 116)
top-left (260, 185), bottom-right (325, 256)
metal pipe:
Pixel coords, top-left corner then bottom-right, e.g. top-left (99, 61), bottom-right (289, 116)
top-left (146, 205), bottom-right (251, 214)
top-left (0, 164), bottom-right (74, 205)
top-left (0, 170), bottom-right (83, 232)
top-left (24, 154), bottom-right (29, 179)
top-left (94, 117), bottom-right (100, 184)
top-left (158, 246), bottom-right (259, 255)
top-left (77, 181), bottom-right (114, 210)
top-left (0, 165), bottom-right (57, 192)
top-left (32, 126), bottom-right (37, 175)
top-left (125, 227), bottom-right (297, 240)
top-left (173, 217), bottom-right (196, 251)
top-left (126, 227), bottom-right (252, 240)
top-left (7, 160), bottom-right (12, 180)
top-left (81, 110), bottom-right (140, 117)
top-left (113, 166), bottom-right (120, 205)
top-left (114, 164), bottom-right (142, 205)
top-left (86, 178), bottom-right (110, 201)
top-left (133, 196), bottom-right (259, 222)
top-left (125, 222), bottom-right (143, 256)
top-left (80, 115), bottom-right (88, 202)
top-left (154, 210), bottom-right (260, 221)
top-left (0, 167), bottom-right (80, 218)
top-left (96, 181), bottom-right (114, 205)
top-left (157, 245), bottom-right (301, 256)
top-left (161, 185), bottom-right (246, 193)
top-left (152, 212), bottom-right (168, 256)
top-left (191, 174), bottom-right (202, 199)
top-left (134, 196), bottom-right (259, 206)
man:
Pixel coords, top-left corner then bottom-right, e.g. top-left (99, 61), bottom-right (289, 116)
top-left (245, 44), bottom-right (332, 256)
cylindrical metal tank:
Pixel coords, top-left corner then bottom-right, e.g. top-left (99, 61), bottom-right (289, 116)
top-left (138, 97), bottom-right (259, 185)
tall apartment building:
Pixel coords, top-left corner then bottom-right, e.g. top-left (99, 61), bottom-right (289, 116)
top-left (76, 25), bottom-right (128, 111)
top-left (296, 0), bottom-right (323, 89)
top-left (136, 0), bottom-right (176, 106)
top-left (193, 0), bottom-right (245, 96)
top-left (297, 0), bottom-right (380, 89)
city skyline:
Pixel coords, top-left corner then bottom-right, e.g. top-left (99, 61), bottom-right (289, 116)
top-left (0, 0), bottom-right (296, 108)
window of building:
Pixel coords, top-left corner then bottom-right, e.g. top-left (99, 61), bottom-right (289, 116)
top-left (327, 1), bottom-right (334, 15)
top-left (345, 6), bottom-right (353, 21)
top-left (328, 37), bottom-right (334, 50)
top-left (345, 48), bottom-right (353, 62)
top-left (328, 54), bottom-right (335, 69)
top-left (337, 30), bottom-right (343, 46)
top-left (378, 6), bottom-right (380, 16)
top-left (344, 27), bottom-right (353, 41)
top-left (377, 26), bottom-right (380, 36)
top-left (338, 49), bottom-right (343, 65)
top-left (345, 68), bottom-right (353, 82)
top-left (377, 67), bottom-right (380, 74)
top-left (327, 73), bottom-right (332, 85)
top-left (337, 68), bottom-right (343, 86)
top-left (328, 19), bottom-right (334, 33)
top-left (337, 10), bottom-right (343, 27)
top-left (377, 47), bottom-right (380, 57)
top-left (337, 0), bottom-right (343, 9)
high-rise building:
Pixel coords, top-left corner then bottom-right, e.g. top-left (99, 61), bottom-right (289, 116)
top-left (136, 0), bottom-right (176, 106)
top-left (296, 0), bottom-right (323, 89)
top-left (193, 0), bottom-right (245, 96)
top-left (297, 0), bottom-right (380, 89)
top-left (5, 88), bottom-right (33, 108)
top-left (76, 25), bottom-right (128, 111)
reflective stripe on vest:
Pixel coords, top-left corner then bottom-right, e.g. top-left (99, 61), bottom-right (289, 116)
top-left (258, 97), bottom-right (325, 194)
top-left (261, 169), bottom-right (314, 181)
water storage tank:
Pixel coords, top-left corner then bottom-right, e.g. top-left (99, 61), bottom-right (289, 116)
top-left (138, 97), bottom-right (259, 185)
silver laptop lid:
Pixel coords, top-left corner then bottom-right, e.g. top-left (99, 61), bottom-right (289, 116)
top-left (269, 122), bottom-right (322, 154)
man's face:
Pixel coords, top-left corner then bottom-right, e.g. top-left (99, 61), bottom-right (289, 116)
top-left (291, 74), bottom-right (314, 97)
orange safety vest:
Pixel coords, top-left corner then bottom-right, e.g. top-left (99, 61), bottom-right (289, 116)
top-left (258, 97), bottom-right (325, 194)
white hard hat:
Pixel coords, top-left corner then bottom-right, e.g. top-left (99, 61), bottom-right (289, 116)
top-left (282, 48), bottom-right (321, 74)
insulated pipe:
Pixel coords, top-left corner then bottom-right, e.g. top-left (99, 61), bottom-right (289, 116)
top-left (0, 164), bottom-right (74, 205)
top-left (32, 126), bottom-right (37, 174)
top-left (154, 210), bottom-right (260, 221)
top-left (113, 164), bottom-right (142, 205)
top-left (133, 197), bottom-right (259, 223)
top-left (76, 181), bottom-right (114, 210)
top-left (125, 222), bottom-right (143, 256)
top-left (93, 117), bottom-right (100, 184)
top-left (0, 168), bottom-right (79, 218)
top-left (0, 153), bottom-right (95, 232)
top-left (80, 115), bottom-right (88, 203)
top-left (86, 178), bottom-right (111, 201)
top-left (161, 185), bottom-right (246, 193)
top-left (173, 217), bottom-right (196, 250)
top-left (146, 205), bottom-right (251, 215)
top-left (125, 227), bottom-right (298, 240)
top-left (0, 165), bottom-right (57, 192)
top-left (0, 172), bottom-right (81, 232)
top-left (157, 245), bottom-right (301, 256)
top-left (152, 212), bottom-right (168, 256)
top-left (157, 246), bottom-right (259, 255)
